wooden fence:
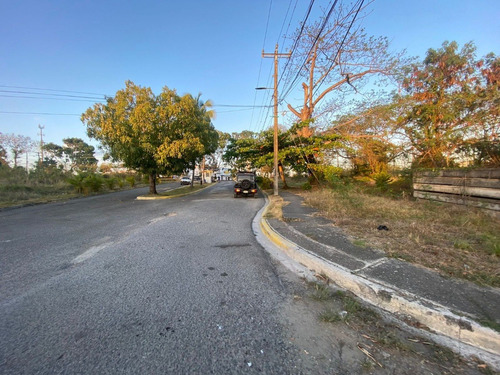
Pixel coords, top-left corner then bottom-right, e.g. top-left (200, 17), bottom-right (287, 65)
top-left (413, 168), bottom-right (500, 216)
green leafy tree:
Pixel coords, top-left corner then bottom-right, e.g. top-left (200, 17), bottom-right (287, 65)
top-left (223, 126), bottom-right (341, 187)
top-left (42, 142), bottom-right (65, 168)
top-left (62, 138), bottom-right (98, 171)
top-left (81, 81), bottom-right (218, 194)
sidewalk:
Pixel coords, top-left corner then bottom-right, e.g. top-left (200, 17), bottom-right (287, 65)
top-left (255, 190), bottom-right (500, 369)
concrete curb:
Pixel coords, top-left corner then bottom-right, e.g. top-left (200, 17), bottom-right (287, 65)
top-left (254, 195), bottom-right (500, 370)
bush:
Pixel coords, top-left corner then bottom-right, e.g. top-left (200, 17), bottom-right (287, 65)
top-left (126, 176), bottom-right (136, 187)
top-left (302, 181), bottom-right (312, 190)
top-left (372, 172), bottom-right (392, 191)
top-left (256, 176), bottom-right (273, 190)
top-left (83, 174), bottom-right (104, 193)
top-left (67, 174), bottom-right (86, 193)
top-left (104, 177), bottom-right (117, 190)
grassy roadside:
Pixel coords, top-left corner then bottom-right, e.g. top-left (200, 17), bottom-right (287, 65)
top-left (270, 176), bottom-right (500, 288)
top-left (301, 186), bottom-right (499, 287)
top-left (298, 277), bottom-right (495, 374)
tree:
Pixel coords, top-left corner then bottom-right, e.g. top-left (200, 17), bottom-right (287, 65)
top-left (180, 95), bottom-right (219, 186)
top-left (81, 81), bottom-right (219, 194)
top-left (398, 41), bottom-right (497, 167)
top-left (223, 126), bottom-right (341, 187)
top-left (0, 133), bottom-right (34, 168)
top-left (205, 130), bottom-right (230, 171)
top-left (62, 138), bottom-right (98, 171)
top-left (285, 1), bottom-right (403, 124)
top-left (0, 145), bottom-right (7, 166)
top-left (460, 52), bottom-right (500, 166)
top-left (42, 142), bottom-right (66, 168)
top-left (330, 100), bottom-right (405, 175)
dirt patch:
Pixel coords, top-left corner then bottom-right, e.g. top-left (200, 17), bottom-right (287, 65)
top-left (279, 274), bottom-right (495, 374)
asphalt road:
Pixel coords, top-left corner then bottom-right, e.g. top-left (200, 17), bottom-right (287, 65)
top-left (0, 182), bottom-right (324, 374)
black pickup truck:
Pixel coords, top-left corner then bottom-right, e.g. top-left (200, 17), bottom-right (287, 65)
top-left (233, 171), bottom-right (258, 198)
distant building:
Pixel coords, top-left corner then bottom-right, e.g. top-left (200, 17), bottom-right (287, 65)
top-left (215, 168), bottom-right (232, 181)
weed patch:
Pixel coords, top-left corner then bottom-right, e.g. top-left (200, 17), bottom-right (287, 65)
top-left (300, 187), bottom-right (500, 287)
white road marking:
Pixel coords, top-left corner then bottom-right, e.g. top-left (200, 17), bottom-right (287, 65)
top-left (72, 241), bottom-right (112, 264)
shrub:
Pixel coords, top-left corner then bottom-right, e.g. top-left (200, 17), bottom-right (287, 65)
top-left (302, 181), bottom-right (312, 190)
top-left (104, 177), bottom-right (117, 190)
top-left (83, 174), bottom-right (104, 193)
top-left (67, 174), bottom-right (86, 193)
top-left (372, 172), bottom-right (392, 191)
top-left (256, 176), bottom-right (273, 190)
top-left (126, 176), bottom-right (135, 187)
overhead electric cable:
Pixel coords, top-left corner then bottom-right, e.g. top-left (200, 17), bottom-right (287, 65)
top-left (313, 0), bottom-right (365, 97)
top-left (276, 0), bottom-right (316, 90)
top-left (0, 94), bottom-right (105, 103)
top-left (0, 89), bottom-right (104, 100)
top-left (256, 0), bottom-right (316, 134)
top-left (0, 111), bottom-right (80, 116)
top-left (0, 85), bottom-right (107, 97)
top-left (280, 0), bottom-right (340, 102)
top-left (250, 0), bottom-right (274, 132)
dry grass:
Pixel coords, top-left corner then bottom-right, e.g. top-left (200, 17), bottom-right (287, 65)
top-left (263, 193), bottom-right (287, 219)
top-left (299, 187), bottom-right (500, 287)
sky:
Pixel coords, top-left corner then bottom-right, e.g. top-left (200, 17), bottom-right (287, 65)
top-left (1, 0), bottom-right (499, 162)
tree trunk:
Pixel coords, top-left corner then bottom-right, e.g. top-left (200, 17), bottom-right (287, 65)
top-left (278, 163), bottom-right (288, 189)
top-left (149, 172), bottom-right (157, 195)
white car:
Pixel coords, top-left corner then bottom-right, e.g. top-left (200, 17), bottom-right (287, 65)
top-left (180, 177), bottom-right (191, 185)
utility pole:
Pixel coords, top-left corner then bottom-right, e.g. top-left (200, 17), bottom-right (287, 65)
top-left (262, 44), bottom-right (291, 196)
top-left (38, 124), bottom-right (44, 167)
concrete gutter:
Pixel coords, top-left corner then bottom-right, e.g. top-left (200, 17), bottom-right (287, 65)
top-left (253, 195), bottom-right (500, 370)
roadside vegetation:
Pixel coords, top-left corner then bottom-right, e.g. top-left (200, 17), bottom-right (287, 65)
top-left (303, 176), bottom-right (499, 287)
top-left (226, 38), bottom-right (499, 288)
top-left (262, 174), bottom-right (500, 288)
top-left (0, 163), bottom-right (153, 208)
top-left (296, 276), bottom-right (495, 374)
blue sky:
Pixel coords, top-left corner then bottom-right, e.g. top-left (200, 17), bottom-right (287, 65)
top-left (1, 0), bottom-right (498, 159)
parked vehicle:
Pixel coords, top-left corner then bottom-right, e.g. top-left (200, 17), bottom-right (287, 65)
top-left (233, 171), bottom-right (258, 198)
top-left (180, 176), bottom-right (191, 185)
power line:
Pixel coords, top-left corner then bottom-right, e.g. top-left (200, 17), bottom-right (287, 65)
top-left (279, 0), bottom-right (340, 102)
top-left (0, 94), bottom-right (106, 103)
top-left (0, 111), bottom-right (81, 116)
top-left (251, 0), bottom-right (280, 133)
top-left (0, 85), bottom-right (107, 97)
top-left (212, 104), bottom-right (271, 108)
top-left (0, 89), bottom-right (104, 100)
top-left (255, 0), bottom-right (316, 134)
top-left (313, 0), bottom-right (365, 97)
top-left (277, 0), bottom-right (316, 90)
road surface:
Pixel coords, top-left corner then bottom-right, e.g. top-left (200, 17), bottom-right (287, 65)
top-left (0, 182), bottom-right (334, 374)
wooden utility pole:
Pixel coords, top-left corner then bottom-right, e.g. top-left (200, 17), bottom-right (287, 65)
top-left (262, 44), bottom-right (291, 196)
top-left (38, 124), bottom-right (45, 167)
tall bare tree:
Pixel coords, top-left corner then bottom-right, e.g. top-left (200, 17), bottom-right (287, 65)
top-left (284, 1), bottom-right (404, 124)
